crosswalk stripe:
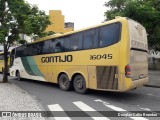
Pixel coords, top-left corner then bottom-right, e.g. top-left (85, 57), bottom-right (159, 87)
top-left (73, 101), bottom-right (110, 120)
top-left (48, 100), bottom-right (150, 120)
top-left (95, 99), bottom-right (148, 120)
top-left (48, 104), bottom-right (71, 120)
top-left (105, 105), bottom-right (126, 111)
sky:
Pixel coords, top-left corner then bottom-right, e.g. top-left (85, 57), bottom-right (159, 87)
top-left (25, 0), bottom-right (109, 30)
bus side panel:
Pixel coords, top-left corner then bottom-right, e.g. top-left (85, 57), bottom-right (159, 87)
top-left (37, 65), bottom-right (48, 80)
top-left (86, 43), bottom-right (120, 91)
top-left (10, 57), bottom-right (47, 82)
top-left (88, 66), bottom-right (97, 89)
top-left (33, 55), bottom-right (56, 82)
top-left (0, 52), bottom-right (10, 73)
top-left (0, 60), bottom-right (3, 72)
top-left (88, 65), bottom-right (120, 91)
top-left (47, 65), bottom-right (57, 83)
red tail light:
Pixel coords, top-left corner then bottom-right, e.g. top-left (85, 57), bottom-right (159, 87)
top-left (125, 64), bottom-right (131, 78)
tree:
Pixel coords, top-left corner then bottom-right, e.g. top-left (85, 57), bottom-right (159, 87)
top-left (104, 0), bottom-right (160, 51)
top-left (18, 39), bottom-right (28, 45)
top-left (0, 0), bottom-right (51, 83)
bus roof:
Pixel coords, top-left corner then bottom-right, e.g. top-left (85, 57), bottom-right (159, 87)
top-left (32, 17), bottom-right (127, 44)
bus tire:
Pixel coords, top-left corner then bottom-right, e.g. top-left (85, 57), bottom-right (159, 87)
top-left (16, 71), bottom-right (21, 81)
top-left (73, 75), bottom-right (87, 94)
top-left (58, 74), bottom-right (71, 91)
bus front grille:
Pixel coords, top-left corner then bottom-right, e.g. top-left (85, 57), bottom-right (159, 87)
top-left (96, 66), bottom-right (118, 90)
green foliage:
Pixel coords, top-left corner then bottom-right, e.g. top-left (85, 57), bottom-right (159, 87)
top-left (46, 31), bottom-right (56, 36)
top-left (32, 31), bottom-right (56, 40)
top-left (104, 0), bottom-right (128, 20)
top-left (104, 0), bottom-right (160, 51)
top-left (0, 0), bottom-right (51, 82)
top-left (18, 39), bottom-right (28, 45)
top-left (0, 0), bottom-right (51, 45)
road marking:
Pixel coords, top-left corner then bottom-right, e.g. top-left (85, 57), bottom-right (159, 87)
top-left (73, 101), bottom-right (110, 120)
top-left (48, 104), bottom-right (71, 120)
top-left (94, 99), bottom-right (148, 120)
top-left (94, 99), bottom-right (109, 104)
top-left (137, 105), bottom-right (151, 111)
top-left (105, 104), bottom-right (126, 111)
top-left (147, 94), bottom-right (159, 98)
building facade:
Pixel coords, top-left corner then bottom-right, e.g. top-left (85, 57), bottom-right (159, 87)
top-left (45, 10), bottom-right (74, 33)
top-left (148, 50), bottom-right (160, 70)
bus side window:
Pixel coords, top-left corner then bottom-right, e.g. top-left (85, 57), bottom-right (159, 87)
top-left (25, 45), bottom-right (33, 56)
top-left (83, 28), bottom-right (98, 49)
top-left (33, 42), bottom-right (42, 55)
top-left (50, 38), bottom-right (64, 53)
top-left (55, 42), bottom-right (63, 52)
top-left (41, 40), bottom-right (50, 54)
top-left (65, 32), bottom-right (83, 51)
top-left (16, 46), bottom-right (25, 57)
top-left (99, 23), bottom-right (121, 47)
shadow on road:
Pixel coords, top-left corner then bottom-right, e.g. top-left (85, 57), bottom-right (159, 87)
top-left (11, 78), bottom-right (143, 98)
top-left (10, 76), bottom-right (143, 102)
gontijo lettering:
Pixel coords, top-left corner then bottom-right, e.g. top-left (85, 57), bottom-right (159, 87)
top-left (41, 55), bottom-right (73, 63)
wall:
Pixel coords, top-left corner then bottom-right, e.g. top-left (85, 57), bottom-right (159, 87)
top-left (148, 50), bottom-right (160, 70)
top-left (45, 10), bottom-right (74, 33)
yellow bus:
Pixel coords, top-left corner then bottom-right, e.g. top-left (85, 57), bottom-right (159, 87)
top-left (9, 17), bottom-right (148, 94)
top-left (0, 52), bottom-right (4, 72)
top-left (0, 51), bottom-right (11, 73)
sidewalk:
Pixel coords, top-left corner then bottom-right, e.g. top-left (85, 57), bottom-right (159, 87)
top-left (147, 70), bottom-right (160, 88)
top-left (0, 81), bottom-right (47, 120)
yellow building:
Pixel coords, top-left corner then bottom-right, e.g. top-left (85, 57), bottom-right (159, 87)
top-left (45, 10), bottom-right (74, 33)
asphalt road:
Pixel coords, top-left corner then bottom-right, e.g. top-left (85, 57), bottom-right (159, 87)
top-left (1, 74), bottom-right (160, 120)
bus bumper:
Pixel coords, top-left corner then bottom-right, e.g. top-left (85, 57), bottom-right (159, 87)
top-left (131, 77), bottom-right (149, 90)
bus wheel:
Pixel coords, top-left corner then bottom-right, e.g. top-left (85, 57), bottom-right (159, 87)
top-left (73, 75), bottom-right (86, 94)
top-left (58, 74), bottom-right (71, 91)
top-left (16, 71), bottom-right (21, 81)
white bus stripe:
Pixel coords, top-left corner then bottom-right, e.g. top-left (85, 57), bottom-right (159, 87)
top-left (48, 104), bottom-right (71, 120)
top-left (73, 101), bottom-right (110, 120)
